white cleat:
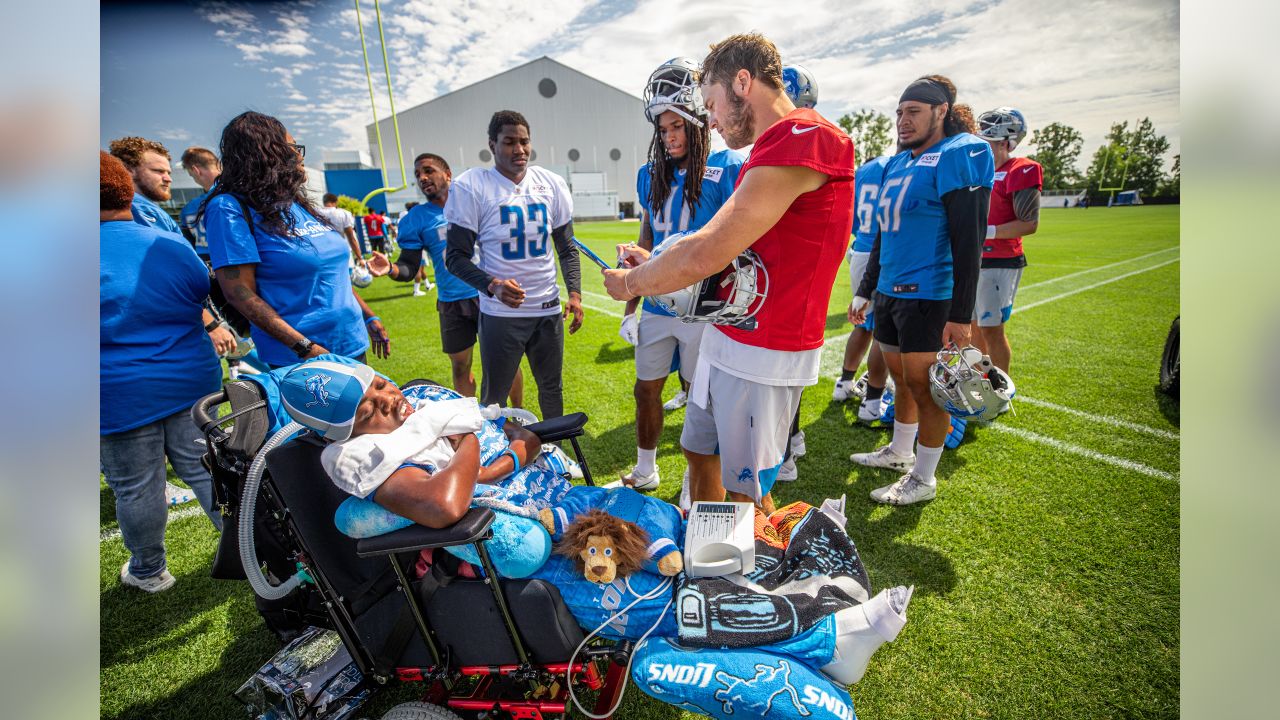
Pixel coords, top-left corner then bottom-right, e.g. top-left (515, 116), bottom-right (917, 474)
top-left (605, 467), bottom-right (660, 492)
top-left (790, 430), bottom-right (806, 457)
top-left (857, 398), bottom-right (883, 423)
top-left (775, 456), bottom-right (798, 483)
top-left (849, 445), bottom-right (914, 472)
top-left (832, 378), bottom-right (857, 402)
top-left (165, 481), bottom-right (195, 507)
top-left (412, 289), bottom-right (427, 297)
top-left (870, 473), bottom-right (936, 506)
top-left (663, 391), bottom-right (688, 412)
top-left (821, 586), bottom-right (913, 685)
top-left (679, 467), bottom-right (691, 512)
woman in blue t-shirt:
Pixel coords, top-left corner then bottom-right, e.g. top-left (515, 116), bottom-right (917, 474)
top-left (201, 111), bottom-right (390, 368)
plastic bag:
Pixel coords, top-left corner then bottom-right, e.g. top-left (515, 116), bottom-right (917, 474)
top-left (235, 626), bottom-right (369, 719)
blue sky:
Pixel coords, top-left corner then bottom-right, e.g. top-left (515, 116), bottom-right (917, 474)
top-left (101, 0), bottom-right (1180, 173)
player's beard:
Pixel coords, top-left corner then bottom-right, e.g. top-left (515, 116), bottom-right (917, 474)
top-left (137, 175), bottom-right (171, 203)
top-left (900, 113), bottom-right (941, 151)
top-left (719, 91), bottom-right (756, 150)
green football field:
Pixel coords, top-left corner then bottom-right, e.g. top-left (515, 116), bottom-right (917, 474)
top-left (100, 206), bottom-right (1179, 719)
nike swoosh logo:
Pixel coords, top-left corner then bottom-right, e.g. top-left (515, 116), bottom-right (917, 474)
top-left (968, 186), bottom-right (981, 192)
top-left (969, 149), bottom-right (984, 157)
top-left (1023, 166), bottom-right (1034, 173)
top-left (792, 125), bottom-right (819, 135)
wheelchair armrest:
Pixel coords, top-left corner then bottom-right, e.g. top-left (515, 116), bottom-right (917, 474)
top-left (526, 412), bottom-right (588, 442)
top-left (355, 507), bottom-right (495, 557)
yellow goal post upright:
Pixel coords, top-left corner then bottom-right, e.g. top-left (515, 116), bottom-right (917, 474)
top-left (354, 0), bottom-right (408, 210)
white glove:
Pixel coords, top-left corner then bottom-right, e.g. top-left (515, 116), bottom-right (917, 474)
top-left (619, 313), bottom-right (638, 345)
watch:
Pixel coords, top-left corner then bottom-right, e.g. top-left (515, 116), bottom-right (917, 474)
top-left (291, 338), bottom-right (314, 358)
top-left (204, 318), bottom-right (221, 333)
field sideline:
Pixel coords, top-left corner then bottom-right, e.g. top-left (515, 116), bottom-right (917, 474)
top-left (101, 205), bottom-right (1179, 719)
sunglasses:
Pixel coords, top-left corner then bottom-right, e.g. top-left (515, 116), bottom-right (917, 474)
top-left (288, 142), bottom-right (306, 159)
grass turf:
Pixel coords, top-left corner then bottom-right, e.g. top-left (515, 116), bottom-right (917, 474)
top-left (101, 205), bottom-right (1179, 719)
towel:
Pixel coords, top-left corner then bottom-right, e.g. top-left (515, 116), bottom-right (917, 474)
top-left (320, 397), bottom-right (484, 498)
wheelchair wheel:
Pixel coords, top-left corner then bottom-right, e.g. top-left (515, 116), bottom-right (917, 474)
top-left (379, 701), bottom-right (462, 720)
top-left (1159, 316), bottom-right (1179, 399)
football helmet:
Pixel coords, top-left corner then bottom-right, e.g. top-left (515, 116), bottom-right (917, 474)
top-left (643, 57), bottom-right (706, 127)
top-left (350, 264), bottom-right (373, 288)
top-left (977, 107), bottom-right (1028, 150)
top-left (647, 232), bottom-right (769, 329)
top-left (928, 345), bottom-right (1016, 422)
top-left (782, 64), bottom-right (819, 109)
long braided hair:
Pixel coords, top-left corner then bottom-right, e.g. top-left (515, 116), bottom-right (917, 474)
top-left (199, 111), bottom-right (323, 237)
top-left (646, 114), bottom-right (711, 224)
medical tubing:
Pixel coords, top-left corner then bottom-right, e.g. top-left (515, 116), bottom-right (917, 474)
top-left (240, 421), bottom-right (307, 600)
top-left (566, 575), bottom-right (675, 719)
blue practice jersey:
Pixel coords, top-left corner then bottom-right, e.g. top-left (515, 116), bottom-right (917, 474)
top-left (852, 156), bottom-right (890, 253)
top-left (130, 192), bottom-right (182, 235)
top-left (636, 148), bottom-right (746, 315)
top-left (180, 191), bottom-right (211, 258)
top-left (397, 201), bottom-right (477, 303)
top-left (875, 134), bottom-right (994, 300)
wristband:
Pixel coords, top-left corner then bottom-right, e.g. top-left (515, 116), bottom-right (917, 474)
top-left (204, 318), bottom-right (220, 332)
top-left (364, 315), bottom-right (380, 325)
top-left (504, 447), bottom-right (521, 473)
top-left (985, 224), bottom-right (997, 240)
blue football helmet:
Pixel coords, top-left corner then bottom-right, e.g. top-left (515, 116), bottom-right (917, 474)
top-left (977, 107), bottom-right (1028, 150)
top-left (782, 64), bottom-right (819, 109)
top-left (928, 345), bottom-right (1015, 422)
top-left (643, 57), bottom-right (706, 127)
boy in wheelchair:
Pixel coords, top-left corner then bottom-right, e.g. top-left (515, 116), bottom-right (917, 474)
top-left (278, 358), bottom-right (565, 531)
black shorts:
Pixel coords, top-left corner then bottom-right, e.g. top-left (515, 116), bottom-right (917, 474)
top-left (369, 236), bottom-right (387, 253)
top-left (438, 297), bottom-right (480, 354)
top-left (872, 292), bottom-right (951, 354)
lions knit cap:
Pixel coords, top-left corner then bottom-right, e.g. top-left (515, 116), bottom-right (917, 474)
top-left (280, 360), bottom-right (376, 442)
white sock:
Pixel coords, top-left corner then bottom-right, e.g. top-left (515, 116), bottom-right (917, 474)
top-left (889, 421), bottom-right (918, 456)
top-left (636, 447), bottom-right (657, 476)
top-left (413, 282), bottom-right (420, 292)
top-left (913, 444), bottom-right (943, 483)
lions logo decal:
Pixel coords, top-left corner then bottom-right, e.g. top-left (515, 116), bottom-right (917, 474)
top-left (304, 372), bottom-right (333, 408)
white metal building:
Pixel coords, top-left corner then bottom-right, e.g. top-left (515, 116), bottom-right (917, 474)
top-left (365, 56), bottom-right (652, 219)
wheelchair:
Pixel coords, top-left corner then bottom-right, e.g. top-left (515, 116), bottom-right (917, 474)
top-left (192, 379), bottom-right (634, 720)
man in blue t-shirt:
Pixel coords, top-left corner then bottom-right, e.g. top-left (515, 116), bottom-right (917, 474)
top-left (613, 57), bottom-right (746, 495)
top-left (178, 146), bottom-right (220, 260)
top-left (833, 155), bottom-right (892, 425)
top-left (850, 76), bottom-right (995, 506)
top-left (99, 151), bottom-right (222, 593)
top-left (369, 153), bottom-right (523, 403)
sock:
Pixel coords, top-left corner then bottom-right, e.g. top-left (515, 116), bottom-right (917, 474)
top-left (913, 444), bottom-right (943, 483)
top-left (889, 421), bottom-right (917, 456)
top-left (865, 384), bottom-right (884, 400)
top-left (413, 282), bottom-right (420, 292)
top-left (840, 368), bottom-right (857, 382)
top-left (636, 447), bottom-right (657, 476)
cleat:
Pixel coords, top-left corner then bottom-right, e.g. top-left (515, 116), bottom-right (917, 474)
top-left (120, 562), bottom-right (175, 593)
top-left (832, 378), bottom-right (858, 402)
top-left (857, 398), bottom-right (883, 423)
top-left (606, 467), bottom-right (660, 492)
top-left (165, 481), bottom-right (195, 507)
top-left (790, 430), bottom-right (806, 457)
top-left (870, 473), bottom-right (936, 506)
top-left (775, 456), bottom-right (798, 483)
top-left (663, 391), bottom-right (688, 412)
top-left (850, 445), bottom-right (914, 472)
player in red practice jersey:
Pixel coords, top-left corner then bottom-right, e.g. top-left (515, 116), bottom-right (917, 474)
top-left (602, 33), bottom-right (856, 511)
top-left (972, 107), bottom-right (1041, 373)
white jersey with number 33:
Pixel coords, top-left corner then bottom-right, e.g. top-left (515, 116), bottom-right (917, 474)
top-left (445, 165), bottom-right (574, 317)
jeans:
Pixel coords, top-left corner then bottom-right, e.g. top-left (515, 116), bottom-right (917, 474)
top-left (100, 409), bottom-right (222, 579)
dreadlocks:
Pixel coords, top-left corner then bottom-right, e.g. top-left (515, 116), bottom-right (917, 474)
top-left (646, 115), bottom-right (711, 224)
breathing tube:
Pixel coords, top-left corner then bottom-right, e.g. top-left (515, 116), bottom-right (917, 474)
top-left (240, 421), bottom-right (308, 600)
top-left (566, 575), bottom-right (674, 719)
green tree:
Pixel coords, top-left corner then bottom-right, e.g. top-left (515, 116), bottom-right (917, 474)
top-left (1027, 122), bottom-right (1084, 190)
top-left (336, 194), bottom-right (369, 217)
top-left (1084, 118), bottom-right (1171, 197)
top-left (1157, 154), bottom-right (1180, 197)
top-left (837, 109), bottom-right (893, 162)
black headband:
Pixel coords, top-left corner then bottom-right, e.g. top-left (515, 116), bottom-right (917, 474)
top-left (899, 78), bottom-right (952, 107)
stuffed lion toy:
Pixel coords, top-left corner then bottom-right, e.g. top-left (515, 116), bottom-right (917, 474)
top-left (552, 509), bottom-right (682, 584)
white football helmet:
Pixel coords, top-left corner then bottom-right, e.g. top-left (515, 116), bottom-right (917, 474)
top-left (782, 64), bottom-right (819, 109)
top-left (977, 107), bottom-right (1028, 150)
top-left (643, 57), bottom-right (706, 127)
top-left (350, 264), bottom-right (373, 288)
top-left (647, 232), bottom-right (769, 329)
top-left (928, 345), bottom-right (1016, 422)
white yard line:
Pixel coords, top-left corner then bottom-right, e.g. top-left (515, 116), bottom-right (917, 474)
top-left (1014, 396), bottom-right (1178, 440)
top-left (1019, 247), bottom-right (1179, 290)
top-left (987, 424), bottom-right (1177, 481)
top-left (1012, 257), bottom-right (1179, 313)
top-left (100, 505), bottom-right (207, 544)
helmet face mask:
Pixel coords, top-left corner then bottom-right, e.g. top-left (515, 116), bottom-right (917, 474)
top-left (977, 107), bottom-right (1027, 150)
top-left (928, 345), bottom-right (1015, 422)
top-left (644, 57), bottom-right (706, 127)
top-left (648, 232), bottom-right (769, 329)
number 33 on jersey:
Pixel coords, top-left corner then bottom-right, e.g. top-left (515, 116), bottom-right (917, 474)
top-left (445, 165), bottom-right (574, 316)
